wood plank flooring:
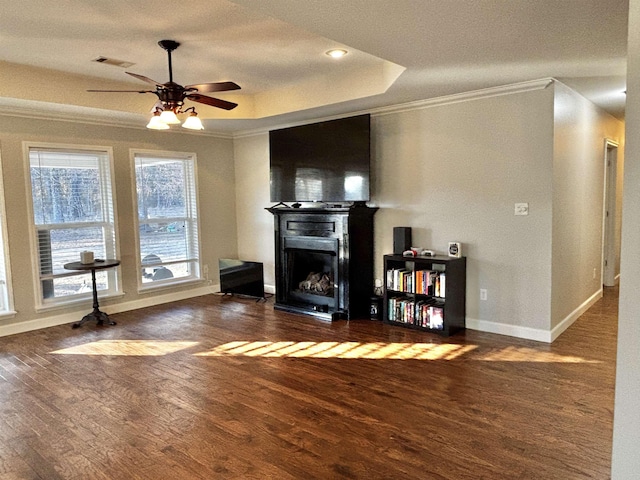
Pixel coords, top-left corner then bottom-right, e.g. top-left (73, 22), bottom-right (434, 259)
top-left (0, 289), bottom-right (618, 479)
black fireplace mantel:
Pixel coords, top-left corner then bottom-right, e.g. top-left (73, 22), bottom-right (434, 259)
top-left (267, 204), bottom-right (377, 321)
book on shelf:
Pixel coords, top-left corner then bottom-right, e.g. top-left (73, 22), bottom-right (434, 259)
top-left (394, 268), bottom-right (446, 297)
top-left (430, 272), bottom-right (447, 298)
top-left (388, 297), bottom-right (417, 324)
top-left (415, 270), bottom-right (435, 295)
top-left (388, 296), bottom-right (444, 329)
top-left (386, 268), bottom-right (416, 293)
top-left (429, 306), bottom-right (444, 330)
top-left (414, 298), bottom-right (442, 329)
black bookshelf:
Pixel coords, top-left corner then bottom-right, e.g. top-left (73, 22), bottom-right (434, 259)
top-left (383, 254), bottom-right (466, 336)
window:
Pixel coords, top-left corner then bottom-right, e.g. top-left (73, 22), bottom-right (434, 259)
top-left (26, 144), bottom-right (119, 307)
top-left (132, 151), bottom-right (200, 288)
top-left (0, 150), bottom-right (14, 315)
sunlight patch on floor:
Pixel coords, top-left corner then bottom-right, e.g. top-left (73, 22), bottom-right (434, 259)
top-left (194, 341), bottom-right (478, 360)
top-left (50, 340), bottom-right (199, 356)
top-left (48, 340), bottom-right (602, 363)
top-left (478, 346), bottom-right (602, 363)
top-left (195, 341), bottom-right (601, 362)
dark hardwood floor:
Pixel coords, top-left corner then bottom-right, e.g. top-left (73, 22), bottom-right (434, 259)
top-left (0, 288), bottom-right (618, 479)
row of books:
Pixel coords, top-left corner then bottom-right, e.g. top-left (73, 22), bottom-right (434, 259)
top-left (387, 297), bottom-right (444, 330)
top-left (386, 268), bottom-right (446, 297)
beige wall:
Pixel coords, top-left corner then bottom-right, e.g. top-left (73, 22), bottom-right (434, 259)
top-left (374, 90), bottom-right (556, 338)
top-left (234, 81), bottom-right (626, 342)
top-left (233, 132), bottom-right (275, 289)
top-left (235, 86), bottom-right (559, 339)
top-left (0, 114), bottom-right (237, 334)
top-left (612, 0), bottom-right (640, 475)
top-left (551, 83), bottom-right (625, 333)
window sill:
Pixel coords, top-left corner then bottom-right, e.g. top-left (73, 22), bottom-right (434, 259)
top-left (137, 277), bottom-right (205, 295)
top-left (0, 310), bottom-right (17, 320)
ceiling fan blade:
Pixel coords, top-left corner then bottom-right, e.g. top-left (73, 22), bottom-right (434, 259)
top-left (187, 93), bottom-right (238, 110)
top-left (184, 81), bottom-right (241, 93)
top-left (125, 72), bottom-right (161, 86)
top-left (87, 89), bottom-right (153, 93)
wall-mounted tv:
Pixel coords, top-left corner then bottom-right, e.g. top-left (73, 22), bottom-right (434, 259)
top-left (269, 114), bottom-right (371, 203)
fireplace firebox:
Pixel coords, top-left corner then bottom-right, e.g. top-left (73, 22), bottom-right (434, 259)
top-left (267, 204), bottom-right (377, 321)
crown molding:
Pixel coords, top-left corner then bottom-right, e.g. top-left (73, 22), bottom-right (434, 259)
top-left (1, 78), bottom-right (555, 140)
top-left (371, 78), bottom-right (555, 118)
top-left (232, 78), bottom-right (556, 138)
top-left (0, 97), bottom-right (234, 139)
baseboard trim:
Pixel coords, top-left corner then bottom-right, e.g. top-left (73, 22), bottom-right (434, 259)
top-left (550, 288), bottom-right (602, 342)
top-left (465, 318), bottom-right (552, 343)
top-left (0, 284), bottom-right (217, 338)
top-left (466, 288), bottom-right (603, 344)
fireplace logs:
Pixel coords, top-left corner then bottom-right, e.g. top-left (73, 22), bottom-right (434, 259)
top-left (298, 272), bottom-right (333, 296)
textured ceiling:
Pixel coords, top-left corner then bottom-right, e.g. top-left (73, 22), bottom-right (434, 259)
top-left (0, 0), bottom-right (628, 134)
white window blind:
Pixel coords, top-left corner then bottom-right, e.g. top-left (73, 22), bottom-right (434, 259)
top-left (28, 146), bottom-right (118, 304)
top-left (133, 152), bottom-right (200, 287)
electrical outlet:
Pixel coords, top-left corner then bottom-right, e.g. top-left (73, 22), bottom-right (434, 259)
top-left (203, 264), bottom-right (209, 279)
top-left (515, 203), bottom-right (529, 215)
top-left (374, 278), bottom-right (383, 288)
top-left (480, 289), bottom-right (487, 301)
top-left (593, 268), bottom-right (597, 279)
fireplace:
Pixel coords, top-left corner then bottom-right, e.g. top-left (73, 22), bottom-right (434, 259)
top-left (285, 236), bottom-right (339, 314)
top-left (267, 204), bottom-right (377, 321)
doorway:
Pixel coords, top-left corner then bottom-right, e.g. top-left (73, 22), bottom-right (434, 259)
top-left (602, 140), bottom-right (619, 287)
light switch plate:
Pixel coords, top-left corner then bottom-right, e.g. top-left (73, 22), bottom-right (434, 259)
top-left (515, 203), bottom-right (529, 215)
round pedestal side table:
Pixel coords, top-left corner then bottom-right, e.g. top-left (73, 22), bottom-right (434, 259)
top-left (63, 259), bottom-right (120, 329)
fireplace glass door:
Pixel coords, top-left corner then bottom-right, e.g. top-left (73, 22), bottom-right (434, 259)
top-left (283, 237), bottom-right (339, 312)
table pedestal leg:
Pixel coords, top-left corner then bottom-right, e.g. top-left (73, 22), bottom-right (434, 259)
top-left (72, 268), bottom-right (117, 329)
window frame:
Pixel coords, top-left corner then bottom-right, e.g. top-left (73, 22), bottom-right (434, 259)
top-left (24, 142), bottom-right (122, 310)
top-left (0, 148), bottom-right (16, 317)
top-left (130, 149), bottom-right (202, 292)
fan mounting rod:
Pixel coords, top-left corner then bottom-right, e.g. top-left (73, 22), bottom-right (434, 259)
top-left (158, 40), bottom-right (180, 83)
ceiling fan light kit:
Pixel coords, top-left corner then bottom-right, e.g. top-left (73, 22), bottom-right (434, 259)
top-left (159, 109), bottom-right (181, 124)
top-left (146, 110), bottom-right (170, 130)
top-left (88, 39), bottom-right (240, 131)
top-left (181, 109), bottom-right (204, 130)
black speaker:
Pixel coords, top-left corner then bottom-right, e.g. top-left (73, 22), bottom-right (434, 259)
top-left (393, 227), bottom-right (412, 255)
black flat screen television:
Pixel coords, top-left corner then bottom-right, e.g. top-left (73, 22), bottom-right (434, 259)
top-left (269, 114), bottom-right (371, 203)
top-left (219, 259), bottom-right (265, 299)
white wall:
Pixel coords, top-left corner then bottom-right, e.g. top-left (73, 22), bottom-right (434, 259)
top-left (235, 85), bottom-right (560, 340)
top-left (551, 83), bottom-right (625, 334)
top-left (611, 0), bottom-right (640, 476)
top-left (0, 114), bottom-right (238, 335)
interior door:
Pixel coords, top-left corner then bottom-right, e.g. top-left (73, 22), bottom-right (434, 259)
top-left (603, 142), bottom-right (618, 287)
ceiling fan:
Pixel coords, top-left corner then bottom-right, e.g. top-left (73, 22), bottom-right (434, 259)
top-left (88, 40), bottom-right (240, 124)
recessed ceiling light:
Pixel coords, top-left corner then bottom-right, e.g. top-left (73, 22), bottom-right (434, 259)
top-left (326, 49), bottom-right (348, 59)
